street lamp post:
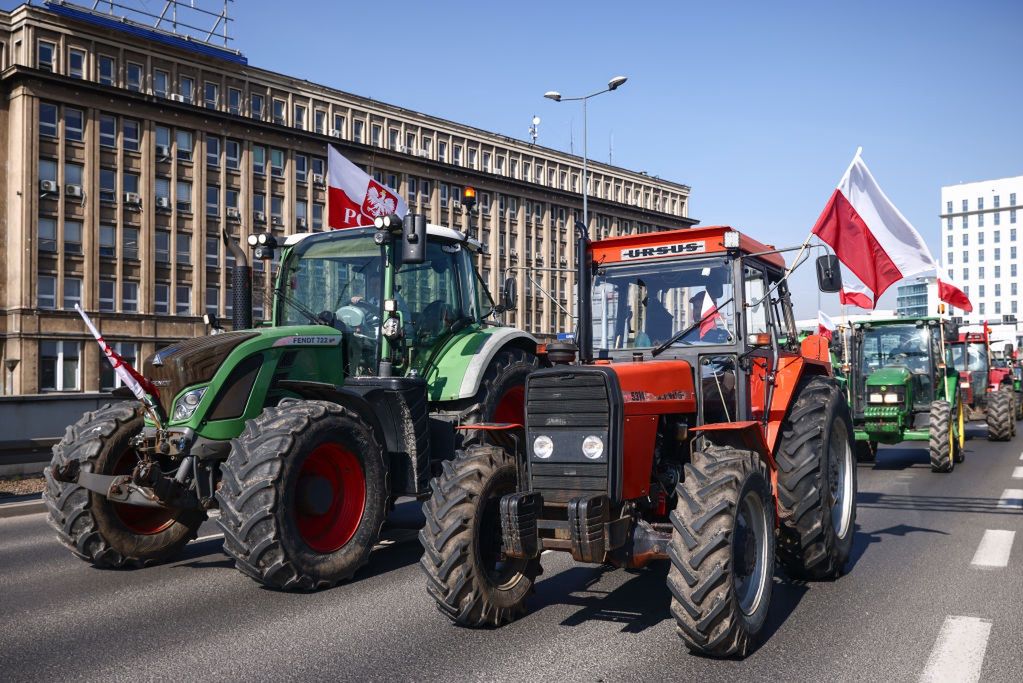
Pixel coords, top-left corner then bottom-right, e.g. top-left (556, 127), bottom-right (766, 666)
top-left (544, 75), bottom-right (627, 234)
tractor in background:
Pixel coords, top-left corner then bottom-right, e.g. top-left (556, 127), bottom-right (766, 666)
top-left (950, 324), bottom-right (1019, 441)
top-left (846, 317), bottom-right (965, 471)
top-left (45, 215), bottom-right (541, 590)
top-left (419, 224), bottom-right (857, 658)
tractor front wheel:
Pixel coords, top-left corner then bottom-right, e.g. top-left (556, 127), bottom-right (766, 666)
top-left (775, 376), bottom-right (857, 580)
top-left (929, 401), bottom-right (956, 472)
top-left (668, 445), bottom-right (775, 658)
top-left (43, 402), bottom-right (205, 567)
top-left (419, 444), bottom-right (539, 627)
top-left (216, 400), bottom-right (388, 590)
top-left (987, 390), bottom-right (1014, 442)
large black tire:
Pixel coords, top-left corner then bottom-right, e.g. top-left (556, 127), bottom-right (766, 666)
top-left (216, 399), bottom-right (388, 590)
top-left (436, 347), bottom-right (537, 446)
top-left (419, 444), bottom-right (540, 626)
top-left (854, 440), bottom-right (877, 463)
top-left (42, 402), bottom-right (205, 567)
top-left (987, 390), bottom-right (1013, 442)
top-left (929, 401), bottom-right (955, 472)
top-left (667, 445), bottom-right (775, 658)
top-left (775, 376), bottom-right (856, 580)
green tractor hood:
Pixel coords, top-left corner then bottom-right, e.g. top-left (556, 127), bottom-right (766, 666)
top-left (865, 366), bottom-right (912, 389)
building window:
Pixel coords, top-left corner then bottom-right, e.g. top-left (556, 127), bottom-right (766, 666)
top-left (126, 62), bottom-right (143, 92)
top-left (979, 269), bottom-right (985, 281)
top-left (295, 154), bottom-right (308, 183)
top-left (63, 277), bottom-right (82, 309)
top-left (438, 141), bottom-right (447, 163)
top-left (1013, 246), bottom-right (1018, 260)
top-left (41, 159), bottom-right (58, 187)
top-left (123, 172), bottom-right (139, 195)
top-left (962, 233), bottom-right (968, 246)
top-left (155, 231), bottom-right (170, 262)
top-left (1012, 211), bottom-right (1017, 225)
top-left (204, 81), bottom-right (219, 108)
top-left (155, 125), bottom-right (171, 154)
top-left (253, 145), bottom-right (266, 175)
top-left (353, 120), bottom-right (364, 143)
top-left (64, 221), bottom-right (83, 255)
top-left (176, 233), bottom-right (191, 266)
top-left (155, 283), bottom-right (169, 314)
top-left (206, 185), bottom-right (219, 216)
top-left (312, 204), bottom-right (323, 230)
top-left (296, 200), bottom-right (307, 227)
top-left (65, 162), bottom-right (83, 190)
top-left (978, 232), bottom-right (984, 245)
top-left (176, 285), bottom-right (191, 315)
top-left (947, 234), bottom-right (953, 247)
top-left (38, 218), bottom-right (57, 253)
top-left (270, 148), bottom-right (285, 177)
top-left (154, 69), bottom-right (169, 97)
top-left (962, 268), bottom-right (968, 281)
top-left (177, 181), bottom-right (192, 213)
top-left (311, 157), bottom-right (325, 179)
top-left (37, 40), bottom-right (55, 71)
top-left (100, 225), bottom-right (116, 258)
top-left (469, 149), bottom-right (478, 168)
top-left (226, 139), bottom-right (241, 170)
top-left (40, 102), bottom-right (58, 137)
top-left (251, 93), bottom-right (264, 119)
top-left (122, 281), bottom-right (138, 313)
top-left (226, 189), bottom-right (239, 211)
top-left (123, 227), bottom-right (139, 260)
top-left (176, 130), bottom-right (193, 162)
top-left (100, 343), bottom-right (138, 390)
top-left (206, 236), bottom-right (220, 268)
top-left (978, 213), bottom-right (984, 228)
top-left (39, 341), bottom-right (80, 391)
top-left (978, 197), bottom-right (985, 211)
top-left (156, 177), bottom-right (171, 206)
top-left (65, 108), bottom-right (84, 142)
top-left (273, 98), bottom-right (286, 125)
top-left (99, 279), bottom-right (115, 312)
top-left (271, 195), bottom-right (283, 222)
top-left (995, 265), bottom-right (1001, 278)
top-left (207, 135), bottom-right (221, 167)
top-left (388, 128), bottom-right (400, 150)
top-left (38, 274), bottom-right (56, 309)
top-left (371, 124), bottom-right (382, 146)
top-left (294, 104), bottom-right (306, 129)
top-left (995, 230), bottom-right (1001, 243)
top-left (228, 87), bottom-right (241, 115)
top-left (68, 48), bottom-right (84, 79)
top-left (206, 287), bottom-right (218, 316)
top-left (180, 76), bottom-right (194, 103)
top-left (98, 55), bottom-right (114, 85)
top-left (99, 114), bottom-right (117, 148)
top-left (123, 119), bottom-right (140, 152)
top-left (995, 212), bottom-right (1001, 226)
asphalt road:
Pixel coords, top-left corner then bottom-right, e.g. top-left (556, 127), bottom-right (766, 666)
top-left (3, 426), bottom-right (1022, 682)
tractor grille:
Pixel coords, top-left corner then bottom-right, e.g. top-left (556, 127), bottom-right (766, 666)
top-left (526, 371), bottom-right (611, 504)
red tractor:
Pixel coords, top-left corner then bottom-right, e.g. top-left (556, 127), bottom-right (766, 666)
top-left (949, 324), bottom-right (1020, 440)
top-left (419, 224), bottom-right (856, 658)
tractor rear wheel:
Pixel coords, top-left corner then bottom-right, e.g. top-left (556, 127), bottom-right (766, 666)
top-left (854, 440), bottom-right (877, 463)
top-left (668, 445), bottom-right (775, 658)
top-left (43, 402), bottom-right (205, 567)
top-left (419, 444), bottom-right (540, 627)
top-left (929, 401), bottom-right (955, 472)
top-left (216, 399), bottom-right (388, 590)
top-left (775, 376), bottom-right (856, 580)
top-left (987, 390), bottom-right (1013, 442)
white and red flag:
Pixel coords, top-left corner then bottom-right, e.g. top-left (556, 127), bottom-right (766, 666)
top-left (328, 145), bottom-right (408, 229)
top-left (936, 266), bottom-right (972, 312)
top-left (839, 283), bottom-right (874, 309)
top-left (691, 290), bottom-right (722, 338)
top-left (817, 310), bottom-right (837, 341)
top-left (75, 304), bottom-right (160, 403)
top-left (811, 150), bottom-right (936, 302)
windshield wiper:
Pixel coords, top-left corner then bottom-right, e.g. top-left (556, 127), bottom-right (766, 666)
top-left (651, 295), bottom-right (735, 357)
top-left (274, 284), bottom-right (331, 327)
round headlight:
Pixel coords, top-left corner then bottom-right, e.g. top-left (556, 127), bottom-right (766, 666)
top-left (581, 435), bottom-right (604, 459)
top-left (532, 435), bottom-right (553, 459)
top-left (382, 316), bottom-right (400, 339)
top-left (246, 234), bottom-right (259, 246)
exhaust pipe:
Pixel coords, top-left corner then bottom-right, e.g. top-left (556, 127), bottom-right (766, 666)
top-left (574, 220), bottom-right (592, 364)
top-left (223, 228), bottom-right (252, 330)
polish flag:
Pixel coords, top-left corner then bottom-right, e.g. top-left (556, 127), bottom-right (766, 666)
top-left (328, 145), bottom-right (408, 229)
top-left (936, 267), bottom-right (972, 312)
top-left (811, 150), bottom-right (936, 302)
top-left (75, 304), bottom-right (160, 402)
top-left (839, 283), bottom-right (874, 309)
top-left (817, 310), bottom-right (837, 341)
top-left (691, 290), bottom-right (722, 338)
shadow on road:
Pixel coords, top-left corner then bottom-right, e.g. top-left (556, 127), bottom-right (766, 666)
top-left (844, 523), bottom-right (948, 572)
top-left (857, 491), bottom-right (1019, 516)
top-left (547, 563), bottom-right (672, 634)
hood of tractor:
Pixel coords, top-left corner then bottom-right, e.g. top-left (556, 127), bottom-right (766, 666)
top-left (865, 366), bottom-right (911, 389)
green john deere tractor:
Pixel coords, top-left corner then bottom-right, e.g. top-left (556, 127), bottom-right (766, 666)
top-left (848, 316), bottom-right (964, 472)
top-left (45, 215), bottom-right (540, 590)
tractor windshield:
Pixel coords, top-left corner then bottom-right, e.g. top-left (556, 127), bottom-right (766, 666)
top-left (857, 324), bottom-right (937, 408)
top-left (951, 343), bottom-right (987, 373)
top-left (592, 256), bottom-right (735, 350)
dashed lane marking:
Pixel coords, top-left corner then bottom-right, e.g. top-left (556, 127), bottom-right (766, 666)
top-left (920, 616), bottom-right (992, 683)
top-left (1013, 466), bottom-right (1023, 479)
top-left (998, 489), bottom-right (1023, 510)
top-left (971, 530), bottom-right (1015, 568)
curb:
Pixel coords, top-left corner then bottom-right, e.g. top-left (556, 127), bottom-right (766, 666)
top-left (0, 496), bottom-right (45, 519)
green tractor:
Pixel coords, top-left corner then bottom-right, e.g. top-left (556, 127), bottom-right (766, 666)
top-left (847, 316), bottom-right (964, 472)
top-left (45, 215), bottom-right (540, 590)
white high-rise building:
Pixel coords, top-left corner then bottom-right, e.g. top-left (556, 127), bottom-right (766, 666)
top-left (939, 175), bottom-right (1023, 324)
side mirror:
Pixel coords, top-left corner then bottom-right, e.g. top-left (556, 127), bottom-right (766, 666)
top-left (1005, 343), bottom-right (1014, 358)
top-left (815, 254), bottom-right (843, 293)
top-left (401, 214), bottom-right (427, 264)
top-left (501, 277), bottom-right (517, 311)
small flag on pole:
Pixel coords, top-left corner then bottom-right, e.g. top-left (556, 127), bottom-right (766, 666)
top-left (75, 304), bottom-right (160, 405)
top-left (328, 145), bottom-right (408, 229)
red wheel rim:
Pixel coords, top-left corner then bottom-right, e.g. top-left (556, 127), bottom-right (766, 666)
top-left (110, 450), bottom-right (176, 535)
top-left (293, 443), bottom-right (366, 553)
top-left (492, 384), bottom-right (525, 424)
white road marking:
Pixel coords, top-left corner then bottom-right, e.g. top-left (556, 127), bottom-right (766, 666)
top-left (1018, 452), bottom-right (1023, 460)
top-left (971, 530), bottom-right (1015, 568)
top-left (194, 533), bottom-right (224, 543)
top-left (920, 616), bottom-right (992, 683)
top-left (998, 489), bottom-right (1023, 510)
top-left (1013, 466), bottom-right (1023, 479)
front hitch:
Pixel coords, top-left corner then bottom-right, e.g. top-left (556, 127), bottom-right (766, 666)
top-left (50, 458), bottom-right (200, 510)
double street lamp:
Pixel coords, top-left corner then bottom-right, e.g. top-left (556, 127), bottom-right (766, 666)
top-left (544, 75), bottom-right (628, 232)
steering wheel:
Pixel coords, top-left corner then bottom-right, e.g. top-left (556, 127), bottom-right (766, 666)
top-left (417, 300), bottom-right (455, 340)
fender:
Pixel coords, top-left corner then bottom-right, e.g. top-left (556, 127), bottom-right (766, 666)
top-left (426, 326), bottom-right (538, 401)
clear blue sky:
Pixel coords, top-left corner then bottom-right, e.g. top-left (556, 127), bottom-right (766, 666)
top-left (11, 1), bottom-right (1023, 316)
